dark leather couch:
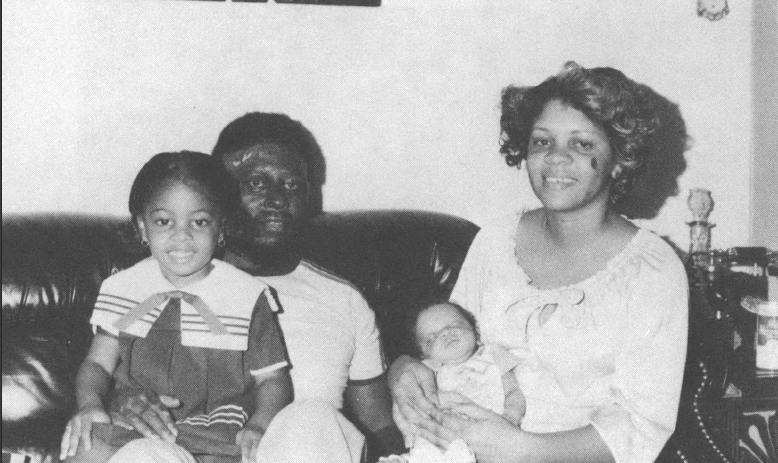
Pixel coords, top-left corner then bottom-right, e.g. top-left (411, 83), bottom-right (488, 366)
top-left (2, 211), bottom-right (729, 462)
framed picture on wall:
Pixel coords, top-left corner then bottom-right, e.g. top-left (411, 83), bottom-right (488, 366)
top-left (175, 0), bottom-right (380, 4)
top-left (273, 0), bottom-right (379, 5)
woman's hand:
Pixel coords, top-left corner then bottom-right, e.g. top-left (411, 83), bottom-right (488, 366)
top-left (419, 394), bottom-right (525, 463)
top-left (235, 424), bottom-right (263, 463)
top-left (107, 388), bottom-right (180, 442)
top-left (59, 403), bottom-right (110, 460)
top-left (387, 355), bottom-right (439, 446)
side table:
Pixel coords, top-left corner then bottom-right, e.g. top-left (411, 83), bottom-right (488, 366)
top-left (721, 347), bottom-right (777, 463)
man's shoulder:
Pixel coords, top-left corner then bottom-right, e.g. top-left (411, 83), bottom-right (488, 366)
top-left (296, 260), bottom-right (363, 294)
top-left (222, 249), bottom-right (259, 272)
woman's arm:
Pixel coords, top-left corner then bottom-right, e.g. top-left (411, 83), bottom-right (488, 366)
top-left (236, 368), bottom-right (293, 463)
top-left (59, 333), bottom-right (121, 459)
top-left (500, 371), bottom-right (524, 427)
top-left (587, 256), bottom-right (688, 463)
top-left (419, 404), bottom-right (614, 463)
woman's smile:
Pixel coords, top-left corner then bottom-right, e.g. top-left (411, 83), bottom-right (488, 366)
top-left (527, 99), bottom-right (615, 212)
top-left (543, 175), bottom-right (577, 188)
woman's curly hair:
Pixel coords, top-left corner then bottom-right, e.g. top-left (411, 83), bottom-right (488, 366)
top-left (500, 61), bottom-right (688, 219)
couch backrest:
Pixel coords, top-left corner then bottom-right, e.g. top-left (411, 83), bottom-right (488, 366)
top-left (2, 211), bottom-right (479, 366)
top-left (303, 210), bottom-right (479, 361)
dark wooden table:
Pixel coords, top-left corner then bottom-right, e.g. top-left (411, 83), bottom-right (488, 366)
top-left (721, 347), bottom-right (778, 463)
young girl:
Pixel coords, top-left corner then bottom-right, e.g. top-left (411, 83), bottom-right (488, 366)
top-left (59, 151), bottom-right (292, 463)
top-left (384, 299), bottom-right (524, 463)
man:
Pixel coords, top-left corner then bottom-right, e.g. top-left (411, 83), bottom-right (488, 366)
top-left (107, 113), bottom-right (404, 463)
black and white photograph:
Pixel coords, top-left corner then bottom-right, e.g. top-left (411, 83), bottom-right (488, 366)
top-left (3, 1), bottom-right (777, 463)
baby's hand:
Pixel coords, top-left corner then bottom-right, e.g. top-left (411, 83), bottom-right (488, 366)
top-left (59, 404), bottom-right (110, 460)
top-left (235, 424), bottom-right (264, 463)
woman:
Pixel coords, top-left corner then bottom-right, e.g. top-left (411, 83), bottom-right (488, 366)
top-left (389, 62), bottom-right (689, 463)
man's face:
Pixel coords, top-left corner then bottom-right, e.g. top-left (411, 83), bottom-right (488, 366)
top-left (221, 143), bottom-right (309, 250)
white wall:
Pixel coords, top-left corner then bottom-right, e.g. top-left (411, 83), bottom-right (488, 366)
top-left (2, 0), bottom-right (760, 251)
top-left (751, 0), bottom-right (778, 250)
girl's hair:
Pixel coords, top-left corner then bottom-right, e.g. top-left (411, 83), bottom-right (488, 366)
top-left (128, 151), bottom-right (242, 237)
top-left (500, 61), bottom-right (688, 219)
top-left (406, 297), bottom-right (479, 359)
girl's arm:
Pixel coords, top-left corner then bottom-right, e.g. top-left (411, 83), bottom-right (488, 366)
top-left (235, 368), bottom-right (292, 463)
top-left (59, 332), bottom-right (122, 459)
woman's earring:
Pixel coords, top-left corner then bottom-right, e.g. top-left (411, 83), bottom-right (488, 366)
top-left (611, 165), bottom-right (623, 179)
top-left (218, 235), bottom-right (226, 247)
top-left (141, 239), bottom-right (149, 247)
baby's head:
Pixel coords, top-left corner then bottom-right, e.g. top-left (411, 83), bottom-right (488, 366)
top-left (129, 151), bottom-right (241, 287)
top-left (410, 299), bottom-right (479, 366)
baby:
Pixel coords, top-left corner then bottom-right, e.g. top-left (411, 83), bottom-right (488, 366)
top-left (384, 299), bottom-right (525, 463)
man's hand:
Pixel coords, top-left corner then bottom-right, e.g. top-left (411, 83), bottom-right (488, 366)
top-left (107, 388), bottom-right (181, 442)
top-left (387, 355), bottom-right (439, 447)
top-left (59, 403), bottom-right (110, 460)
top-left (235, 424), bottom-right (263, 463)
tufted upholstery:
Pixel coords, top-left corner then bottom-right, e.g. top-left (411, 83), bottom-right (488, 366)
top-left (2, 211), bottom-right (728, 462)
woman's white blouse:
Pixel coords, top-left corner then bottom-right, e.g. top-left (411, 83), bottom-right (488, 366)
top-left (450, 213), bottom-right (689, 463)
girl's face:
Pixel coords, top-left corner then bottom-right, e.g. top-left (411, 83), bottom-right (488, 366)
top-left (526, 99), bottom-right (618, 214)
top-left (136, 180), bottom-right (223, 287)
top-left (415, 303), bottom-right (478, 365)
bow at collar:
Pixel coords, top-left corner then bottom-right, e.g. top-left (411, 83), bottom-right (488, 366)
top-left (505, 287), bottom-right (585, 313)
top-left (504, 287), bottom-right (592, 342)
top-left (113, 290), bottom-right (228, 335)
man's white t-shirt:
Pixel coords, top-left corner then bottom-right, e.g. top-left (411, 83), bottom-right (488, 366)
top-left (260, 260), bottom-right (385, 409)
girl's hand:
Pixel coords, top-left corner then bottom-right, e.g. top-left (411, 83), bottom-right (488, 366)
top-left (387, 355), bottom-right (439, 447)
top-left (59, 404), bottom-right (110, 460)
top-left (419, 401), bottom-right (525, 463)
top-left (235, 424), bottom-right (264, 463)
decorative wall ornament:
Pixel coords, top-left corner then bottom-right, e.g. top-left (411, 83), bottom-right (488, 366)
top-left (687, 188), bottom-right (715, 258)
top-left (697, 0), bottom-right (730, 21)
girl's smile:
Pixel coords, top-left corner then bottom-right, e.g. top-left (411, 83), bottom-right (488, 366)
top-left (136, 180), bottom-right (224, 287)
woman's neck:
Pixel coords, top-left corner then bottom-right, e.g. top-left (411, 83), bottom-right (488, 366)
top-left (541, 203), bottom-right (614, 251)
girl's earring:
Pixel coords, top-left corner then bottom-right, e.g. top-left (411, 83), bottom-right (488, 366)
top-left (141, 239), bottom-right (149, 247)
top-left (611, 165), bottom-right (623, 179)
top-left (218, 234), bottom-right (226, 247)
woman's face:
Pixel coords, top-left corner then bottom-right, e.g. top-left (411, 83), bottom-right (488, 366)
top-left (525, 99), bottom-right (617, 213)
top-left (415, 303), bottom-right (478, 365)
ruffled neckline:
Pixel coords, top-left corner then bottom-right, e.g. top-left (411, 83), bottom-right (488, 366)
top-left (506, 211), bottom-right (650, 294)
